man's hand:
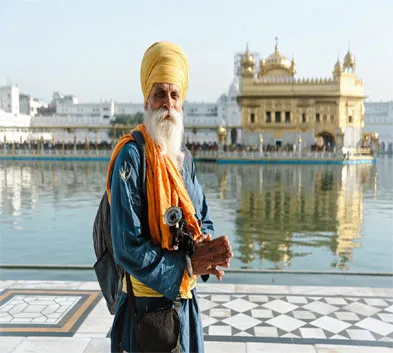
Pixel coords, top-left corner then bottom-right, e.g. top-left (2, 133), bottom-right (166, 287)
top-left (191, 235), bottom-right (232, 281)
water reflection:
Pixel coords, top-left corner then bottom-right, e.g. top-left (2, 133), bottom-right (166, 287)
top-left (197, 161), bottom-right (381, 270)
top-left (0, 158), bottom-right (391, 272)
top-left (0, 161), bottom-right (107, 217)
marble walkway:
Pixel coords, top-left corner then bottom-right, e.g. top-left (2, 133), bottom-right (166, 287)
top-left (1, 280), bottom-right (392, 353)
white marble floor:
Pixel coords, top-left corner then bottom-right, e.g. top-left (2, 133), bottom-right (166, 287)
top-left (1, 337), bottom-right (393, 353)
top-left (0, 281), bottom-right (392, 353)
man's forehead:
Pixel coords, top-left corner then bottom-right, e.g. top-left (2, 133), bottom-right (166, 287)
top-left (152, 83), bottom-right (181, 92)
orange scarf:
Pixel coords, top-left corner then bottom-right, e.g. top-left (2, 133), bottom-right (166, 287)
top-left (106, 124), bottom-right (201, 297)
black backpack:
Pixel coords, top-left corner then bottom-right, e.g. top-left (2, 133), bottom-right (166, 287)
top-left (93, 131), bottom-right (147, 314)
top-left (93, 131), bottom-right (193, 314)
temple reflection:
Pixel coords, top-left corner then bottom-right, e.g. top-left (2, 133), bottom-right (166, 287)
top-left (212, 163), bottom-right (376, 270)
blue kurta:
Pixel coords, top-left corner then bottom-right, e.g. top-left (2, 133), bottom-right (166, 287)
top-left (110, 142), bottom-right (214, 353)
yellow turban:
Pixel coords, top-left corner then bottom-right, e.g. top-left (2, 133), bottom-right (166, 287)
top-left (140, 41), bottom-right (189, 104)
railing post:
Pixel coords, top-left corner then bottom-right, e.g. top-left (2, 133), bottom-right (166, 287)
top-left (96, 130), bottom-right (99, 155)
top-left (85, 136), bottom-right (89, 154)
top-left (73, 133), bottom-right (77, 154)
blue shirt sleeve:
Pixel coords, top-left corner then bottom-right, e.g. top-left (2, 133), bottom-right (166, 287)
top-left (110, 142), bottom-right (186, 301)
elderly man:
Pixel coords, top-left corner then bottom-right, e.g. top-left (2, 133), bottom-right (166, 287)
top-left (107, 42), bottom-right (233, 353)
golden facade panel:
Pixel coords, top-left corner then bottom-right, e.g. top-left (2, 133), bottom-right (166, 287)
top-left (238, 40), bottom-right (366, 148)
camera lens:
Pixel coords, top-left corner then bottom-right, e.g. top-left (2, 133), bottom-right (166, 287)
top-left (164, 206), bottom-right (183, 226)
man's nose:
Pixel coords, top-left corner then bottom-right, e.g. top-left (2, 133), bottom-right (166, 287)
top-left (162, 94), bottom-right (174, 109)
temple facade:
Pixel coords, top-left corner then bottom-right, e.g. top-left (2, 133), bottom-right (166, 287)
top-left (237, 39), bottom-right (366, 151)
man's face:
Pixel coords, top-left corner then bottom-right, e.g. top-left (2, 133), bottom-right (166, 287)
top-left (145, 83), bottom-right (182, 113)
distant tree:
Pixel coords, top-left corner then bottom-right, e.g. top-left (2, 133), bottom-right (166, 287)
top-left (108, 112), bottom-right (144, 139)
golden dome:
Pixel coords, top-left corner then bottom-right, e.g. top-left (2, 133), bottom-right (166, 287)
top-left (334, 58), bottom-right (343, 74)
top-left (260, 37), bottom-right (295, 77)
top-left (343, 46), bottom-right (356, 72)
top-left (217, 126), bottom-right (227, 135)
top-left (344, 50), bottom-right (355, 67)
top-left (264, 38), bottom-right (292, 71)
top-left (241, 43), bottom-right (255, 64)
top-left (241, 43), bottom-right (255, 76)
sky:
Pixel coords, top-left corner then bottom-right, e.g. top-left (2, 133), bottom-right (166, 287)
top-left (0, 0), bottom-right (392, 104)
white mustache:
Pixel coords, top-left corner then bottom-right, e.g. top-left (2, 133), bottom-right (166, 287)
top-left (154, 107), bottom-right (182, 124)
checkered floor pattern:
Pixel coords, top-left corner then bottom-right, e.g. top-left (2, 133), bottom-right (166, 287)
top-left (1, 281), bottom-right (392, 347)
top-left (199, 293), bottom-right (393, 343)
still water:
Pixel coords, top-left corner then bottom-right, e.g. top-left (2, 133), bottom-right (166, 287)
top-left (0, 157), bottom-right (392, 282)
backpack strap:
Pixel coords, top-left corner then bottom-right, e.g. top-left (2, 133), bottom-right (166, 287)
top-left (126, 130), bottom-right (148, 317)
top-left (131, 130), bottom-right (149, 238)
top-left (131, 130), bottom-right (146, 200)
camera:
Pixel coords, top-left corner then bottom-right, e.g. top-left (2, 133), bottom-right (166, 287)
top-left (164, 206), bottom-right (195, 277)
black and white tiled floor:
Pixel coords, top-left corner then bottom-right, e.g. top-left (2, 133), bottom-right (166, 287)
top-left (198, 293), bottom-right (393, 343)
top-left (1, 281), bottom-right (392, 353)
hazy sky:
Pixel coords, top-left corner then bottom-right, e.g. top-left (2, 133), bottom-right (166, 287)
top-left (1, 0), bottom-right (392, 103)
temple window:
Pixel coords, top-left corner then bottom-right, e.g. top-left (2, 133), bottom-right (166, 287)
top-left (285, 111), bottom-right (291, 123)
top-left (250, 113), bottom-right (255, 123)
top-left (330, 114), bottom-right (335, 123)
top-left (323, 114), bottom-right (327, 123)
top-left (266, 111), bottom-right (271, 123)
top-left (302, 113), bottom-right (307, 123)
top-left (348, 115), bottom-right (353, 123)
top-left (316, 113), bottom-right (320, 123)
top-left (275, 111), bottom-right (281, 123)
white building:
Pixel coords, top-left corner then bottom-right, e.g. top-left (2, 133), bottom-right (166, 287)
top-left (0, 84), bottom-right (19, 115)
top-left (38, 83), bottom-right (242, 145)
top-left (56, 101), bottom-right (114, 121)
top-left (19, 94), bottom-right (47, 116)
top-left (115, 103), bottom-right (145, 116)
top-left (0, 108), bottom-right (33, 144)
top-left (217, 81), bottom-right (242, 145)
top-left (52, 91), bottom-right (78, 106)
top-left (183, 101), bottom-right (218, 143)
top-left (364, 101), bottom-right (393, 153)
top-left (0, 82), bottom-right (243, 144)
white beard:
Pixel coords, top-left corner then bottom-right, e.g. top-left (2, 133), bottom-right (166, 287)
top-left (144, 106), bottom-right (185, 171)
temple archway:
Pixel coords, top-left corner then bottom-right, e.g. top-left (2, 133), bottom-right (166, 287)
top-left (316, 131), bottom-right (335, 147)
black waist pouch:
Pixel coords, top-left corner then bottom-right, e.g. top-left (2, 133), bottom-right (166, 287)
top-left (125, 273), bottom-right (181, 353)
top-left (134, 306), bottom-right (181, 353)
